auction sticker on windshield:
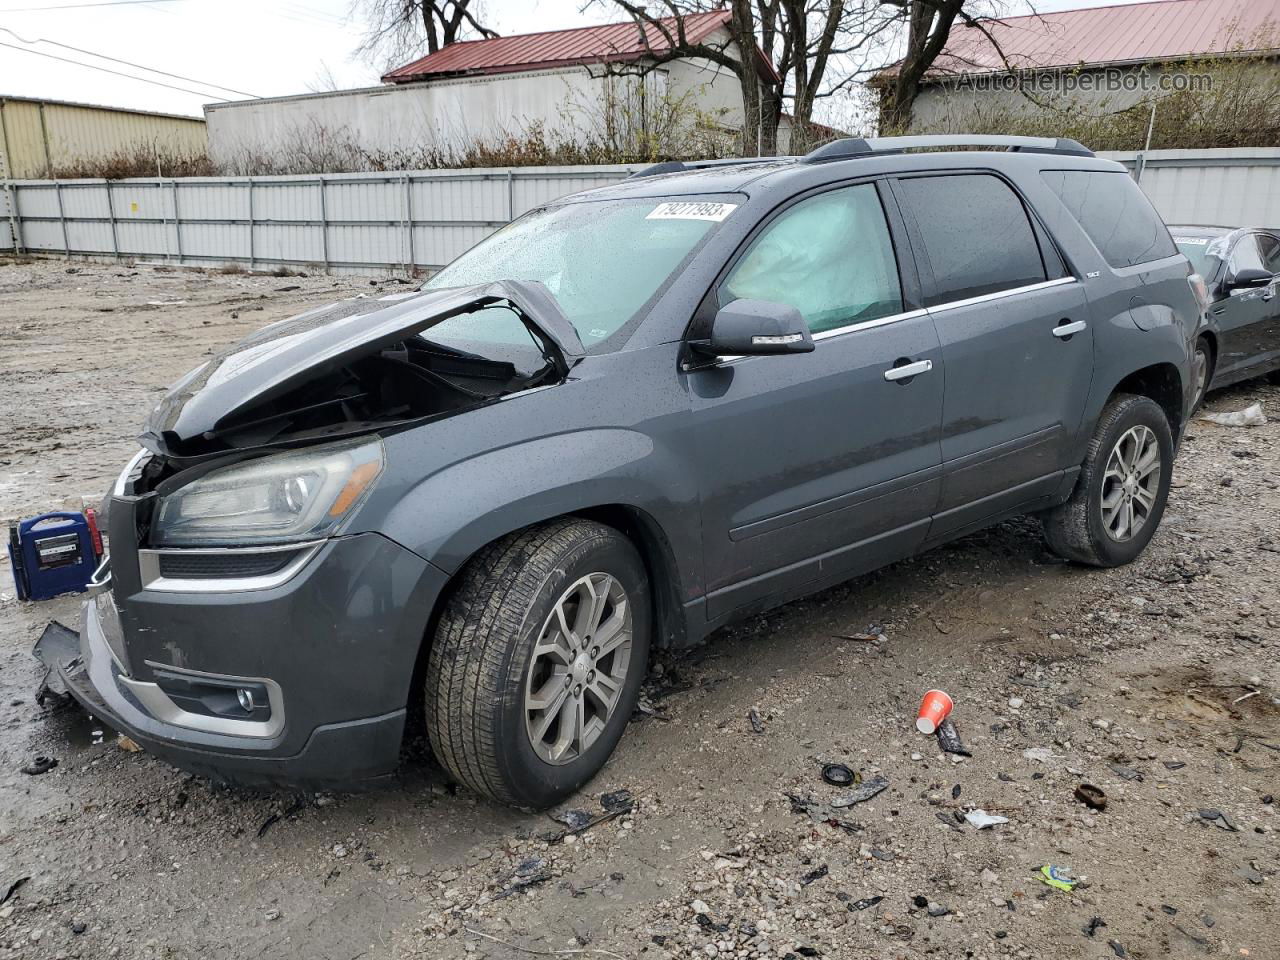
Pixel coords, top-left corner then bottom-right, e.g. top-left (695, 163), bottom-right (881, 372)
top-left (646, 201), bottom-right (738, 222)
top-left (1173, 236), bottom-right (1209, 245)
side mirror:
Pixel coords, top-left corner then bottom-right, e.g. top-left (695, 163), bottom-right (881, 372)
top-left (694, 299), bottom-right (814, 358)
top-left (1226, 267), bottom-right (1273, 291)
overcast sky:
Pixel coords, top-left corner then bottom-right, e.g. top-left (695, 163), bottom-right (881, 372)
top-left (0, 0), bottom-right (1171, 118)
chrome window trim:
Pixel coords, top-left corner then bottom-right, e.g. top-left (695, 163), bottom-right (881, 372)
top-left (924, 276), bottom-right (1077, 315)
top-left (138, 540), bottom-right (324, 594)
top-left (119, 661), bottom-right (285, 739)
top-left (689, 276), bottom-right (1079, 367)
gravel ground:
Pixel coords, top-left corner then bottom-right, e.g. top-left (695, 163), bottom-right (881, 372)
top-left (0, 258), bottom-right (1276, 960)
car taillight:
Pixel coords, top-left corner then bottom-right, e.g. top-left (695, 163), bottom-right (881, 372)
top-left (1187, 273), bottom-right (1209, 314)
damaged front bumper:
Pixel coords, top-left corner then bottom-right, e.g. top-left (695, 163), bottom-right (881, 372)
top-left (33, 531), bottom-right (450, 789)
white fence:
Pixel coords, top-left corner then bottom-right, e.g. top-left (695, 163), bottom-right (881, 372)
top-left (0, 165), bottom-right (639, 275)
top-left (1099, 148), bottom-right (1280, 228)
top-left (3, 150), bottom-right (1280, 273)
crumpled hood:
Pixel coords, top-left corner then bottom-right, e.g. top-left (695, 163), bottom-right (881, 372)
top-left (141, 280), bottom-right (584, 448)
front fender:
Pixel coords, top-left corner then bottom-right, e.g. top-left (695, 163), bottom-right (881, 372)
top-left (378, 428), bottom-right (703, 597)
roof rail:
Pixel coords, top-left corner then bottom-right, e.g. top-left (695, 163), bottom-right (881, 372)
top-left (801, 135), bottom-right (1094, 164)
top-left (628, 156), bottom-right (791, 179)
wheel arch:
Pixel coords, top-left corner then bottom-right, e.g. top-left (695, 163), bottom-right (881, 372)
top-left (1108, 362), bottom-right (1185, 439)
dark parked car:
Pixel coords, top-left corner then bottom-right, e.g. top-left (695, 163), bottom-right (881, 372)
top-left (38, 135), bottom-right (1202, 808)
top-left (1170, 225), bottom-right (1280, 407)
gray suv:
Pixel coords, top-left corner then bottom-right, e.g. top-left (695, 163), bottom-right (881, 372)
top-left (38, 136), bottom-right (1202, 808)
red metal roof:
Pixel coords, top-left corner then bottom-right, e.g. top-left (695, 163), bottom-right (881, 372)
top-left (382, 10), bottom-right (779, 84)
top-left (921, 0), bottom-right (1280, 77)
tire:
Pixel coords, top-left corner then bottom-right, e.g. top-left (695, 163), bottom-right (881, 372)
top-left (1042, 393), bottom-right (1174, 567)
top-left (424, 519), bottom-right (651, 809)
top-left (1191, 336), bottom-right (1213, 411)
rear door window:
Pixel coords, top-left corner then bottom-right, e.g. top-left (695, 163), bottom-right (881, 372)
top-left (1042, 169), bottom-right (1177, 268)
top-left (895, 174), bottom-right (1047, 306)
top-left (719, 183), bottom-right (903, 334)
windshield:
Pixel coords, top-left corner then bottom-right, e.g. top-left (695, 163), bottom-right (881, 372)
top-left (420, 196), bottom-right (735, 354)
top-left (1173, 235), bottom-right (1220, 278)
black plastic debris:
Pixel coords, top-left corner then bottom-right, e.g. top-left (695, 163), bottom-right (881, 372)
top-left (553, 809), bottom-right (594, 831)
top-left (1108, 939), bottom-right (1128, 958)
top-left (1083, 916), bottom-right (1107, 937)
top-left (20, 756), bottom-right (57, 776)
top-left (821, 763), bottom-right (855, 787)
top-left (1161, 905), bottom-right (1177, 916)
top-left (494, 857), bottom-right (552, 900)
top-left (935, 812), bottom-right (962, 832)
top-left (951, 783), bottom-right (961, 800)
top-left (1109, 764), bottom-right (1144, 782)
top-left (748, 708), bottom-right (765, 734)
top-left (1198, 809), bottom-right (1238, 832)
top-left (600, 789), bottom-right (633, 813)
top-left (257, 795), bottom-right (305, 838)
top-left (831, 775), bottom-right (889, 808)
top-left (1, 877), bottom-right (29, 907)
top-left (800, 864), bottom-right (828, 886)
top-left (936, 718), bottom-right (971, 757)
top-left (32, 621), bottom-right (79, 704)
top-left (912, 895), bottom-right (928, 909)
top-left (1163, 761), bottom-right (1186, 771)
top-left (849, 895), bottom-right (883, 911)
top-left (795, 947), bottom-right (820, 957)
top-left (1074, 783), bottom-right (1107, 811)
top-left (70, 921), bottom-right (87, 935)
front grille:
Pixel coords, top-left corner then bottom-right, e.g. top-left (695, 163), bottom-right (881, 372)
top-left (157, 549), bottom-right (302, 580)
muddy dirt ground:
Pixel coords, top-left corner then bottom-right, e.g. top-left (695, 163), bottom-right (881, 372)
top-left (0, 258), bottom-right (1276, 960)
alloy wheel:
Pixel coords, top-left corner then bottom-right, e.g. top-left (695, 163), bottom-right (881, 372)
top-left (524, 573), bottom-right (633, 765)
top-left (1099, 424), bottom-right (1162, 542)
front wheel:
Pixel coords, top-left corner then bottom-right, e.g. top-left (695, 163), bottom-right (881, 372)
top-left (1042, 394), bottom-right (1174, 567)
top-left (424, 519), bottom-right (650, 808)
top-left (1191, 337), bottom-right (1212, 410)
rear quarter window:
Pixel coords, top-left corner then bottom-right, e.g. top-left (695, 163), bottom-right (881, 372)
top-left (1042, 170), bottom-right (1176, 268)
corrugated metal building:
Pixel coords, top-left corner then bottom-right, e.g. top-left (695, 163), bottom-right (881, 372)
top-left (877, 0), bottom-right (1280, 129)
top-left (0, 96), bottom-right (207, 179)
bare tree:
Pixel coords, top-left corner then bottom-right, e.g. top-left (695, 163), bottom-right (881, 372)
top-left (354, 0), bottom-right (498, 68)
top-left (874, 0), bottom-right (1031, 132)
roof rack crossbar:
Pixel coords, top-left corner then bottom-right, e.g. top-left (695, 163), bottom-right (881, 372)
top-left (628, 156), bottom-right (791, 179)
top-left (801, 135), bottom-right (1093, 164)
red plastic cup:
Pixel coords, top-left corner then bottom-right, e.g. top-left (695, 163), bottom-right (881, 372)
top-left (916, 689), bottom-right (954, 734)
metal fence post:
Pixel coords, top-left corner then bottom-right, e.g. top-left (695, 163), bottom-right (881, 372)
top-left (247, 179), bottom-right (255, 271)
top-left (104, 178), bottom-right (119, 260)
top-left (53, 180), bottom-right (70, 258)
top-left (318, 176), bottom-right (329, 274)
top-left (403, 173), bottom-right (413, 277)
top-left (506, 169), bottom-right (514, 223)
top-left (171, 179), bottom-right (183, 263)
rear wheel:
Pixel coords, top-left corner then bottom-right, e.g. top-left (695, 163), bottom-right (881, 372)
top-left (425, 519), bottom-right (650, 809)
top-left (1042, 393), bottom-right (1173, 567)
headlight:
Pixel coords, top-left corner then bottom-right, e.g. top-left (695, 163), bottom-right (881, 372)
top-left (151, 438), bottom-right (384, 547)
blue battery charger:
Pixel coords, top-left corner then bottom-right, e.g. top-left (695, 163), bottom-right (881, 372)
top-left (8, 511), bottom-right (102, 601)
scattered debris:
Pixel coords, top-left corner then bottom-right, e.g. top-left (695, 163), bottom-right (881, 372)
top-left (799, 864), bottom-right (828, 886)
top-left (1022, 747), bottom-right (1058, 764)
top-left (552, 809), bottom-right (595, 831)
top-left (541, 802), bottom-right (632, 844)
top-left (600, 789), bottom-right (633, 813)
top-left (1038, 865), bottom-right (1078, 893)
top-left (1201, 403), bottom-right (1267, 427)
top-left (117, 735), bottom-right (142, 752)
top-left (1163, 761), bottom-right (1186, 771)
top-left (1, 877), bottom-right (29, 907)
top-left (493, 857), bottom-right (553, 901)
top-left (1234, 863), bottom-right (1264, 885)
top-left (849, 895), bottom-right (884, 911)
top-left (748, 708), bottom-right (765, 734)
top-left (1233, 690), bottom-right (1261, 705)
top-left (820, 763), bottom-right (855, 787)
top-left (1074, 784), bottom-right (1108, 811)
top-left (830, 775), bottom-right (889, 808)
top-left (19, 756), bottom-right (57, 776)
top-left (257, 796), bottom-right (305, 838)
top-left (936, 717), bottom-right (971, 757)
top-left (964, 810), bottom-right (1009, 830)
top-left (1109, 764), bottom-right (1144, 782)
top-left (1083, 916), bottom-right (1107, 937)
top-left (1108, 939), bottom-right (1128, 958)
top-left (916, 689), bottom-right (954, 734)
top-left (1198, 809), bottom-right (1238, 832)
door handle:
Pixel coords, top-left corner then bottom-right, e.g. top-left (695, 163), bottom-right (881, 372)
top-left (1052, 319), bottom-right (1087, 339)
top-left (883, 358), bottom-right (933, 382)
top-left (1263, 287), bottom-right (1275, 302)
